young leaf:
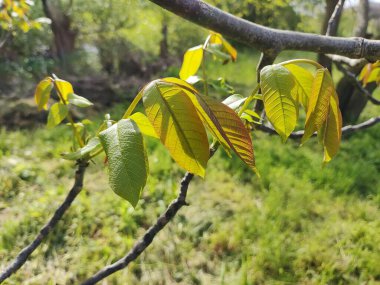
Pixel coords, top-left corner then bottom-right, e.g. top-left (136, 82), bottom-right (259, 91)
top-left (302, 68), bottom-right (334, 144)
top-left (260, 64), bottom-right (297, 141)
top-left (179, 45), bottom-right (204, 81)
top-left (222, 94), bottom-right (247, 110)
top-left (55, 79), bottom-right (74, 102)
top-left (129, 112), bottom-right (159, 139)
top-left (209, 32), bottom-right (237, 61)
top-left (62, 137), bottom-right (102, 160)
top-left (47, 102), bottom-right (68, 128)
top-left (284, 64), bottom-right (314, 110)
top-left (99, 119), bottom-right (148, 207)
top-left (162, 78), bottom-right (255, 171)
top-left (34, 77), bottom-right (53, 111)
top-left (142, 80), bottom-right (209, 177)
top-left (319, 92), bottom-right (342, 164)
top-left (67, 93), bottom-right (93, 108)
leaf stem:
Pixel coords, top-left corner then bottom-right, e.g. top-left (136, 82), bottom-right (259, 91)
top-left (201, 35), bottom-right (211, 96)
top-left (238, 85), bottom-right (260, 116)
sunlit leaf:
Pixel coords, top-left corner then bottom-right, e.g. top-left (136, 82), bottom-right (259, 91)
top-left (162, 78), bottom-right (256, 171)
top-left (302, 68), bottom-right (334, 144)
top-left (260, 64), bottom-right (297, 141)
top-left (129, 112), bottom-right (158, 139)
top-left (47, 102), bottom-right (68, 128)
top-left (67, 93), bottom-right (93, 108)
top-left (62, 137), bottom-right (102, 160)
top-left (222, 94), bottom-right (247, 110)
top-left (318, 92), bottom-right (342, 164)
top-left (142, 80), bottom-right (209, 177)
top-left (99, 119), bottom-right (148, 207)
top-left (179, 45), bottom-right (204, 81)
top-left (55, 79), bottom-right (74, 102)
top-left (34, 77), bottom-right (53, 111)
top-left (209, 32), bottom-right (237, 61)
top-left (284, 63), bottom-right (314, 110)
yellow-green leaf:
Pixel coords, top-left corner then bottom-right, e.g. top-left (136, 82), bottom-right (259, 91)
top-left (67, 93), bottom-right (93, 108)
top-left (99, 119), bottom-right (148, 207)
top-left (260, 64), bottom-right (297, 141)
top-left (319, 92), bottom-right (342, 164)
top-left (209, 32), bottom-right (237, 61)
top-left (62, 137), bottom-right (102, 160)
top-left (55, 79), bottom-right (74, 102)
top-left (142, 80), bottom-right (209, 177)
top-left (284, 63), bottom-right (314, 110)
top-left (302, 68), bottom-right (334, 144)
top-left (162, 78), bottom-right (255, 171)
top-left (34, 77), bottom-right (53, 111)
top-left (129, 112), bottom-right (158, 139)
top-left (47, 102), bottom-right (68, 128)
top-left (179, 45), bottom-right (204, 81)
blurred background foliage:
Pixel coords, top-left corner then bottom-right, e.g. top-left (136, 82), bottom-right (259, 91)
top-left (1, 0), bottom-right (380, 284)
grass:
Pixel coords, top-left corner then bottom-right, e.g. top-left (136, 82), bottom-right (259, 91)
top-left (0, 50), bottom-right (380, 284)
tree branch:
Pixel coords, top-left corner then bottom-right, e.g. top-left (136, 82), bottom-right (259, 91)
top-left (257, 116), bottom-right (380, 139)
top-left (0, 161), bottom-right (88, 284)
top-left (326, 0), bottom-right (345, 37)
top-left (148, 0), bottom-right (380, 60)
top-left (80, 147), bottom-right (218, 285)
top-left (334, 61), bottom-right (380, 105)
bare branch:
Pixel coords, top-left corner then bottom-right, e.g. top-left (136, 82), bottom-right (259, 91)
top-left (148, 0), bottom-right (380, 60)
top-left (80, 147), bottom-right (218, 285)
top-left (257, 116), bottom-right (380, 139)
top-left (0, 161), bottom-right (88, 284)
top-left (334, 61), bottom-right (380, 105)
top-left (326, 0), bottom-right (345, 36)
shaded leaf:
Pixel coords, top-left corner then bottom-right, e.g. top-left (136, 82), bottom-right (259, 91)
top-left (47, 102), bottom-right (68, 128)
top-left (68, 93), bottom-right (93, 108)
top-left (179, 45), bottom-right (204, 81)
top-left (62, 137), bottom-right (102, 160)
top-left (302, 68), bottom-right (334, 144)
top-left (99, 119), bottom-right (148, 207)
top-left (34, 77), bottom-right (53, 111)
top-left (260, 64), bottom-right (297, 141)
top-left (142, 80), bottom-right (209, 177)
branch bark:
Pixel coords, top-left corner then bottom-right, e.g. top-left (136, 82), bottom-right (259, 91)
top-left (148, 0), bottom-right (380, 60)
top-left (80, 147), bottom-right (218, 285)
top-left (257, 116), bottom-right (380, 139)
top-left (0, 161), bottom-right (88, 284)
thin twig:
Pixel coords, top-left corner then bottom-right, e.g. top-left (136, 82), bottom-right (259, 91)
top-left (0, 161), bottom-right (88, 284)
top-left (334, 61), bottom-right (380, 105)
top-left (81, 147), bottom-right (218, 285)
top-left (326, 0), bottom-right (345, 36)
top-left (257, 116), bottom-right (380, 139)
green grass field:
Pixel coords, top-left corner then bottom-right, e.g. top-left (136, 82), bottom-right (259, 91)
top-left (1, 51), bottom-right (380, 284)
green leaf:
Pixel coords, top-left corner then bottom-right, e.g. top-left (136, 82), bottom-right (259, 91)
top-left (205, 44), bottom-right (231, 61)
top-left (162, 78), bottom-right (256, 171)
top-left (284, 63), bottom-right (314, 110)
top-left (179, 45), bottom-right (204, 81)
top-left (34, 77), bottom-right (53, 111)
top-left (67, 93), bottom-right (93, 108)
top-left (47, 102), bottom-right (68, 128)
top-left (142, 80), bottom-right (209, 177)
top-left (55, 79), bottom-right (74, 102)
top-left (319, 92), bottom-right (342, 164)
top-left (209, 32), bottom-right (237, 61)
top-left (99, 119), bottom-right (148, 207)
top-left (129, 112), bottom-right (158, 139)
top-left (302, 68), bottom-right (334, 144)
top-left (62, 137), bottom-right (102, 160)
top-left (260, 64), bottom-right (297, 141)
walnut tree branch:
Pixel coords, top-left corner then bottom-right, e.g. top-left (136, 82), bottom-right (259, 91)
top-left (326, 0), bottom-right (345, 37)
top-left (80, 147), bottom-right (218, 285)
top-left (0, 161), bottom-right (88, 284)
top-left (257, 116), bottom-right (380, 139)
top-left (148, 0), bottom-right (380, 60)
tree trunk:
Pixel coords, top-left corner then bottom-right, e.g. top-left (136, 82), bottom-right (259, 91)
top-left (337, 0), bottom-right (370, 124)
top-left (41, 0), bottom-right (77, 62)
top-left (159, 19), bottom-right (169, 59)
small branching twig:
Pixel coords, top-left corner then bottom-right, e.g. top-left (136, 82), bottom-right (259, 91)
top-left (81, 147), bottom-right (218, 285)
top-left (0, 161), bottom-right (89, 284)
top-left (257, 116), bottom-right (380, 139)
